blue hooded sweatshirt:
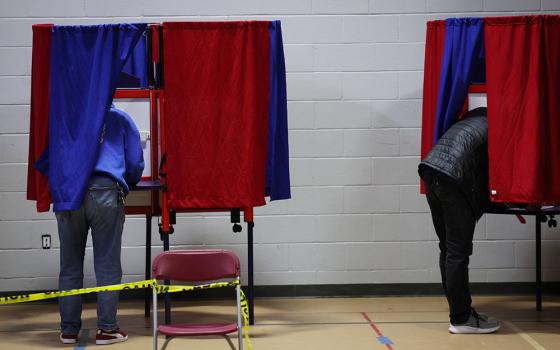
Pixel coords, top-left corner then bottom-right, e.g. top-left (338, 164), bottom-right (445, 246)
top-left (93, 105), bottom-right (144, 194)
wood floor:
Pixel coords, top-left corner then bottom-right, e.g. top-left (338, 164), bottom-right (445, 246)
top-left (1, 295), bottom-right (559, 349)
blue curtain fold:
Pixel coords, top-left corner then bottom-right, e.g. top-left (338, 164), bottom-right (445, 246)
top-left (41, 23), bottom-right (147, 211)
top-left (434, 18), bottom-right (486, 142)
top-left (266, 20), bottom-right (291, 201)
top-left (119, 33), bottom-right (148, 88)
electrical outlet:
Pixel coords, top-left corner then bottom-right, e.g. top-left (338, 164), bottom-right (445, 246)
top-left (41, 234), bottom-right (51, 249)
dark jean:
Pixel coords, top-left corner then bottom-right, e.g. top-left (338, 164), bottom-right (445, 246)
top-left (424, 174), bottom-right (475, 324)
top-left (55, 175), bottom-right (125, 334)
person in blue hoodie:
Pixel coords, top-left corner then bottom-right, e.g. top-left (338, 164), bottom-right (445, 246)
top-left (56, 104), bottom-right (144, 345)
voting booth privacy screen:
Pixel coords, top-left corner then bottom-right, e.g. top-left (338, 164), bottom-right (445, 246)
top-left (26, 21), bottom-right (291, 214)
top-left (421, 15), bottom-right (560, 205)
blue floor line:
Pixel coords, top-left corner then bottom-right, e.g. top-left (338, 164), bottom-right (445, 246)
top-left (74, 328), bottom-right (89, 350)
top-left (378, 335), bottom-right (394, 345)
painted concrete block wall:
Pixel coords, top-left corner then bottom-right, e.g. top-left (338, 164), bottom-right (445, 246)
top-left (1, 0), bottom-right (560, 291)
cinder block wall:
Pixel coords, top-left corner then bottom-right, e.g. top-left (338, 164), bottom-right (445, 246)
top-left (1, 0), bottom-right (560, 291)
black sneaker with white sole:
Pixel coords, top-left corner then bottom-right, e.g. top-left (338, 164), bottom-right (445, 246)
top-left (448, 309), bottom-right (500, 334)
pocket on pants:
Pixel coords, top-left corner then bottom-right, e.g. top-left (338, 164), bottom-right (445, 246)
top-left (89, 188), bottom-right (119, 209)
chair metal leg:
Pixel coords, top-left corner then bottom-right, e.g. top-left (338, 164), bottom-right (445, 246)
top-left (160, 337), bottom-right (174, 350)
top-left (224, 335), bottom-right (236, 350)
top-left (153, 285), bottom-right (158, 350)
top-left (236, 284), bottom-right (244, 350)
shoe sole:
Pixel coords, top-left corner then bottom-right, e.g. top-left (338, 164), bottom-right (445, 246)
top-left (448, 324), bottom-right (501, 334)
top-left (59, 336), bottom-right (77, 344)
top-left (96, 335), bottom-right (128, 345)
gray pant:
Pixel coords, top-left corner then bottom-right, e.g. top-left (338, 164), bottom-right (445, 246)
top-left (56, 175), bottom-right (125, 334)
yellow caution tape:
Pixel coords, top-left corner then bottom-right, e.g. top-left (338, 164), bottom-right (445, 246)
top-left (239, 288), bottom-right (252, 349)
top-left (0, 279), bottom-right (155, 305)
top-left (154, 280), bottom-right (239, 294)
top-left (0, 278), bottom-right (252, 349)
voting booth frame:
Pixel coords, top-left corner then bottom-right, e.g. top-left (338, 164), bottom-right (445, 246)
top-left (112, 24), bottom-right (257, 325)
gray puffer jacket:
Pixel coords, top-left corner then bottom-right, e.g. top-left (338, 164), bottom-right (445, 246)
top-left (418, 107), bottom-right (489, 220)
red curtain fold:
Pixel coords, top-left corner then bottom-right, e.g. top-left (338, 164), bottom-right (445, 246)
top-left (163, 21), bottom-right (270, 209)
top-left (27, 24), bottom-right (52, 212)
top-left (420, 20), bottom-right (446, 193)
top-left (151, 25), bottom-right (160, 63)
top-left (485, 15), bottom-right (560, 204)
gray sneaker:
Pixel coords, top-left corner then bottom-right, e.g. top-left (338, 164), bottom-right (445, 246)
top-left (448, 310), bottom-right (500, 334)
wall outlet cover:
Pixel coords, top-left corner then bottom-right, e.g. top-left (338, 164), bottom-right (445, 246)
top-left (41, 234), bottom-right (51, 249)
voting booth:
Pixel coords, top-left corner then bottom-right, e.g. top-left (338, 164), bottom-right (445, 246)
top-left (26, 21), bottom-right (291, 323)
top-left (420, 15), bottom-right (560, 310)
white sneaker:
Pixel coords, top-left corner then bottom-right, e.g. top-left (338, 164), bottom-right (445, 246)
top-left (448, 310), bottom-right (500, 334)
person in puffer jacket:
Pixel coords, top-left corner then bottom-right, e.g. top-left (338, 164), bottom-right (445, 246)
top-left (418, 107), bottom-right (500, 334)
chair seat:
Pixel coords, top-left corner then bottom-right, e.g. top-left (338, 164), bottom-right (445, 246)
top-left (158, 323), bottom-right (238, 336)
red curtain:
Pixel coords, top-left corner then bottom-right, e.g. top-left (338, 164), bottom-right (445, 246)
top-left (420, 20), bottom-right (446, 193)
top-left (485, 15), bottom-right (560, 204)
top-left (163, 21), bottom-right (270, 209)
top-left (26, 24), bottom-right (52, 212)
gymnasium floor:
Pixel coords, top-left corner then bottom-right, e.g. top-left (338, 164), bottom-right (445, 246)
top-left (1, 295), bottom-right (559, 349)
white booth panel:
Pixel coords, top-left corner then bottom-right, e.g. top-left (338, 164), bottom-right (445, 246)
top-left (468, 93), bottom-right (487, 110)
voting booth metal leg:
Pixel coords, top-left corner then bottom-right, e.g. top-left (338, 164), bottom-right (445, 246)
top-left (145, 215), bottom-right (152, 318)
top-left (536, 216), bottom-right (542, 311)
top-left (247, 221), bottom-right (255, 325)
top-left (163, 233), bottom-right (171, 324)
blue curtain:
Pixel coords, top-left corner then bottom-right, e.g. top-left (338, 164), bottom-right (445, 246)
top-left (119, 34), bottom-right (148, 88)
top-left (43, 23), bottom-right (147, 211)
top-left (266, 21), bottom-right (291, 201)
top-left (434, 18), bottom-right (486, 142)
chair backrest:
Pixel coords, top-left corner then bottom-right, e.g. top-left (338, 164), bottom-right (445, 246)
top-left (152, 249), bottom-right (240, 282)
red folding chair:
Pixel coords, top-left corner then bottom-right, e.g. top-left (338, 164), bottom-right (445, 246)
top-left (152, 249), bottom-right (244, 350)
